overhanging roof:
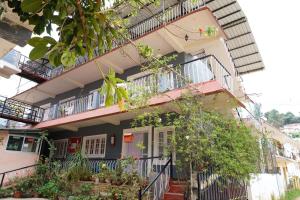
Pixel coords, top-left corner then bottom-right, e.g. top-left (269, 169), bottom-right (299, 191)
top-left (206, 0), bottom-right (264, 74)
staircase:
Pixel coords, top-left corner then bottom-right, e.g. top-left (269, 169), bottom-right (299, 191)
top-left (163, 180), bottom-right (188, 200)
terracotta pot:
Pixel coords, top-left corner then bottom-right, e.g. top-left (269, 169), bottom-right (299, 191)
top-left (13, 191), bottom-right (22, 198)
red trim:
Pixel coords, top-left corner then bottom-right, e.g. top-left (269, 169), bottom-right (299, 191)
top-left (13, 7), bottom-right (226, 101)
top-left (33, 81), bottom-right (244, 129)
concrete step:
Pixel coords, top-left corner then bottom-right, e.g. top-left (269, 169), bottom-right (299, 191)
top-left (164, 192), bottom-right (184, 200)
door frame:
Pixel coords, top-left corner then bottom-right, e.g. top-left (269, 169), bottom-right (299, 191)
top-left (121, 126), bottom-right (152, 158)
top-left (153, 126), bottom-right (176, 164)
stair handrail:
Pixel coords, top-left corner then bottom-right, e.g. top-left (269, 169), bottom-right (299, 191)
top-left (0, 164), bottom-right (39, 188)
top-left (138, 155), bottom-right (173, 200)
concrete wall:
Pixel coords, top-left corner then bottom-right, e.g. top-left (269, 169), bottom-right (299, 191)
top-left (35, 52), bottom-right (188, 108)
top-left (0, 131), bottom-right (39, 174)
top-left (48, 120), bottom-right (133, 159)
top-left (249, 173), bottom-right (286, 200)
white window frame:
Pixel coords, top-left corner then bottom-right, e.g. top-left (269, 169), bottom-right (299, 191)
top-left (53, 139), bottom-right (68, 159)
top-left (5, 134), bottom-right (40, 154)
top-left (82, 134), bottom-right (107, 158)
top-left (153, 126), bottom-right (176, 164)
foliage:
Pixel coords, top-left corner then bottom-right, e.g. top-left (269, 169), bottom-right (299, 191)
top-left (264, 109), bottom-right (300, 128)
top-left (253, 103), bottom-right (263, 121)
top-left (279, 189), bottom-right (300, 200)
top-left (132, 94), bottom-right (260, 181)
top-left (1, 0), bottom-right (159, 66)
top-left (0, 188), bottom-right (13, 198)
top-left (37, 179), bottom-right (61, 199)
top-left (65, 151), bottom-right (93, 182)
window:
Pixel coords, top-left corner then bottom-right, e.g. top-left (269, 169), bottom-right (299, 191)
top-left (6, 135), bottom-right (39, 153)
top-left (154, 127), bottom-right (175, 163)
top-left (82, 135), bottom-right (107, 158)
top-left (53, 139), bottom-right (68, 158)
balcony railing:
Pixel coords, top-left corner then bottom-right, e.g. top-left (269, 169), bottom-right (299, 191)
top-left (7, 0), bottom-right (205, 81)
top-left (0, 95), bottom-right (44, 124)
top-left (42, 55), bottom-right (233, 122)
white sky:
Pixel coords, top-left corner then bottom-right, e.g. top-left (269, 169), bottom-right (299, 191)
top-left (0, 0), bottom-right (300, 114)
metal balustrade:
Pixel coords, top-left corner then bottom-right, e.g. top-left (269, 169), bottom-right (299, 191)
top-left (58, 156), bottom-right (169, 179)
top-left (0, 95), bottom-right (44, 124)
top-left (4, 0), bottom-right (206, 81)
top-left (42, 55), bottom-right (233, 122)
top-left (130, 55), bottom-right (233, 94)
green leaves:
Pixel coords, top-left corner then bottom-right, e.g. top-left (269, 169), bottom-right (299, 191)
top-left (28, 36), bottom-right (57, 61)
top-left (100, 68), bottom-right (129, 110)
top-left (21, 0), bottom-right (43, 13)
top-left (61, 51), bottom-right (76, 67)
top-left (29, 45), bottom-right (48, 60)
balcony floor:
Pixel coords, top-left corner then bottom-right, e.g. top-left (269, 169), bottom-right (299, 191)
top-left (33, 80), bottom-right (243, 131)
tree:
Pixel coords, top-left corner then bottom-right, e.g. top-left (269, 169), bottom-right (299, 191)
top-left (253, 103), bottom-right (263, 121)
top-left (264, 109), bottom-right (284, 128)
top-left (132, 94), bottom-right (260, 196)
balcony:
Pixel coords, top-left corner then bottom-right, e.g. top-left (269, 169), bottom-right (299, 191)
top-left (9, 0), bottom-right (209, 82)
top-left (0, 95), bottom-right (44, 124)
top-left (41, 55), bottom-right (233, 125)
top-left (0, 50), bottom-right (21, 79)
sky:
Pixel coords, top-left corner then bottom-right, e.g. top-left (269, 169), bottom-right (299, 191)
top-left (0, 0), bottom-right (300, 114)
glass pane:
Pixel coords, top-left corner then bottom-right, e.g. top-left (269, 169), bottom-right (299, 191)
top-left (90, 139), bottom-right (95, 154)
top-left (95, 139), bottom-right (100, 154)
top-left (85, 140), bottom-right (89, 154)
top-left (6, 136), bottom-right (24, 151)
top-left (22, 137), bottom-right (38, 152)
top-left (100, 138), bottom-right (106, 154)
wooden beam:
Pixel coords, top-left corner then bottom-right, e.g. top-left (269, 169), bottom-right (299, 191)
top-left (100, 59), bottom-right (124, 74)
top-left (60, 125), bottom-right (78, 132)
top-left (35, 88), bottom-right (55, 98)
top-left (65, 77), bottom-right (84, 88)
top-left (100, 117), bottom-right (120, 125)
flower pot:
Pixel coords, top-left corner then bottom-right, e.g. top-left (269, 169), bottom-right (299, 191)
top-left (13, 191), bottom-right (22, 198)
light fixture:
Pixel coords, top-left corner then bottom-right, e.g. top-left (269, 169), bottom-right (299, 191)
top-left (111, 134), bottom-right (116, 145)
top-left (185, 34), bottom-right (189, 41)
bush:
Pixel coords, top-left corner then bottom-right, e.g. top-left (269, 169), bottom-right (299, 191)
top-left (0, 188), bottom-right (13, 198)
top-left (280, 189), bottom-right (300, 200)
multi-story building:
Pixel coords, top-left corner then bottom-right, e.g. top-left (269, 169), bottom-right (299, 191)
top-left (0, 0), bottom-right (265, 199)
top-left (0, 3), bottom-right (33, 78)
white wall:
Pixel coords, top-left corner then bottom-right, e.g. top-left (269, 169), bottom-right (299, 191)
top-left (249, 173), bottom-right (286, 200)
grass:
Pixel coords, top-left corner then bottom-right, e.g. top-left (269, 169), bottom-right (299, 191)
top-left (280, 189), bottom-right (300, 200)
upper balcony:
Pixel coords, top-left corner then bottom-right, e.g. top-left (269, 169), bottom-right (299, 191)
top-left (12, 0), bottom-right (263, 97)
top-left (0, 95), bottom-right (44, 124)
top-left (33, 55), bottom-right (242, 130)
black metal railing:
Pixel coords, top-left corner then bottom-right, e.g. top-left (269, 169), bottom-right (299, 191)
top-left (18, 54), bottom-right (53, 81)
top-left (1, 0), bottom-right (206, 82)
top-left (138, 155), bottom-right (173, 200)
top-left (0, 95), bottom-right (44, 124)
top-left (0, 164), bottom-right (38, 188)
top-left (197, 168), bottom-right (248, 200)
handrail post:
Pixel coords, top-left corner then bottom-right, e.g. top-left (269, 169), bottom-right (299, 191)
top-left (138, 188), bottom-right (142, 200)
top-left (170, 153), bottom-right (174, 179)
top-left (0, 173), bottom-right (5, 188)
